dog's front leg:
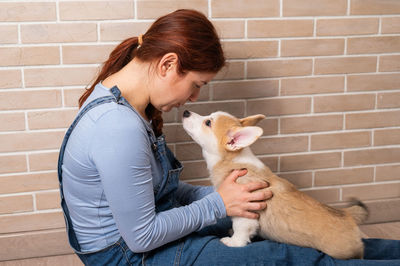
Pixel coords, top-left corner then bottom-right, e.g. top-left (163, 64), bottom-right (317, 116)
top-left (221, 217), bottom-right (259, 247)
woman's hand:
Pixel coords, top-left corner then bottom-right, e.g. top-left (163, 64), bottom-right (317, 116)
top-left (217, 169), bottom-right (273, 219)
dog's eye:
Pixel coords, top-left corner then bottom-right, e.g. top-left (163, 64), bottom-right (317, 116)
top-left (205, 119), bottom-right (212, 127)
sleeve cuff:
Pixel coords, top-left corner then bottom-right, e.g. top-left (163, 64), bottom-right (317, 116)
top-left (206, 191), bottom-right (227, 219)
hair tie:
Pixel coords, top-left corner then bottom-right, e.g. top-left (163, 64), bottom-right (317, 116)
top-left (138, 34), bottom-right (143, 48)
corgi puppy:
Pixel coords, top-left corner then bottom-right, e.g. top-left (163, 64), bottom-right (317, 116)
top-left (182, 110), bottom-right (369, 260)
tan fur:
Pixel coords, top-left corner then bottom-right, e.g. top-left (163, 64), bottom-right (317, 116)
top-left (210, 114), bottom-right (368, 260)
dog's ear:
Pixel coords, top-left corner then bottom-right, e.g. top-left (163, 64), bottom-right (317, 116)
top-left (225, 126), bottom-right (263, 151)
top-left (239, 114), bottom-right (266, 127)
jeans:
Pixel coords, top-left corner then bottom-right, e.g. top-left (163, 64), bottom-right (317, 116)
top-left (77, 218), bottom-right (400, 266)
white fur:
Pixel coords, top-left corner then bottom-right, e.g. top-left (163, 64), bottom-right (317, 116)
top-left (221, 217), bottom-right (260, 247)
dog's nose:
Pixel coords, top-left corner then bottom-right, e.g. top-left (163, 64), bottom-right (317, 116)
top-left (183, 110), bottom-right (191, 118)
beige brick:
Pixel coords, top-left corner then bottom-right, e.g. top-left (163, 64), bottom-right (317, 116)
top-left (351, 0), bottom-right (400, 15)
top-left (212, 0), bottom-right (279, 17)
top-left (0, 113), bottom-right (25, 132)
top-left (302, 188), bottom-right (340, 204)
top-left (247, 59), bottom-right (312, 79)
top-left (252, 136), bottom-right (308, 155)
top-left (0, 25), bottom-right (18, 44)
top-left (213, 20), bottom-right (245, 39)
top-left (382, 17), bottom-right (400, 34)
top-left (0, 2), bottom-right (56, 22)
top-left (0, 155), bottom-right (27, 174)
top-left (28, 109), bottom-right (77, 130)
top-left (177, 101), bottom-right (245, 119)
top-left (0, 69), bottom-right (21, 89)
top-left (0, 131), bottom-right (65, 153)
top-left (0, 195), bottom-right (33, 215)
top-left (214, 61), bottom-right (244, 80)
top-left (281, 76), bottom-right (344, 96)
top-left (343, 183), bottom-right (400, 201)
top-left (314, 94), bottom-right (375, 113)
top-left (0, 46), bottom-right (60, 67)
top-left (279, 172), bottom-right (313, 189)
top-left (63, 44), bottom-right (115, 64)
top-left (137, 0), bottom-right (208, 19)
top-left (164, 124), bottom-right (193, 143)
top-left (0, 212), bottom-right (64, 234)
top-left (212, 80), bottom-right (279, 100)
top-left (317, 18), bottom-right (379, 36)
top-left (348, 36), bottom-right (400, 54)
top-left (376, 164), bottom-right (400, 182)
top-left (180, 161), bottom-right (208, 180)
top-left (248, 20), bottom-right (313, 38)
top-left (0, 172), bottom-right (58, 194)
top-left (36, 192), bottom-right (60, 210)
top-left (1, 254), bottom-right (82, 266)
top-left (315, 167), bottom-right (374, 186)
top-left (21, 23), bottom-right (97, 43)
top-left (186, 179), bottom-right (212, 187)
top-left (64, 88), bottom-right (85, 107)
top-left (100, 21), bottom-right (151, 41)
top-left (360, 198), bottom-right (400, 224)
top-left (222, 41), bottom-right (278, 59)
top-left (247, 97), bottom-right (311, 116)
top-left (315, 56), bottom-right (377, 75)
top-left (29, 152), bottom-right (59, 172)
top-left (281, 115), bottom-right (343, 134)
top-left (348, 74), bottom-right (400, 92)
top-left (0, 230), bottom-right (72, 261)
top-left (60, 1), bottom-right (134, 20)
top-left (256, 118), bottom-right (279, 136)
top-left (346, 110), bottom-right (400, 129)
top-left (281, 152), bottom-right (341, 172)
top-left (0, 89), bottom-right (61, 110)
top-left (283, 0), bottom-right (347, 16)
top-left (378, 91), bottom-right (400, 109)
top-left (374, 129), bottom-right (400, 146)
top-left (281, 39), bottom-right (344, 57)
top-left (25, 67), bottom-right (99, 87)
top-left (176, 143), bottom-right (203, 161)
top-left (260, 156), bottom-right (279, 172)
top-left (311, 132), bottom-right (371, 151)
top-left (379, 55), bottom-right (400, 72)
top-left (344, 147), bottom-right (400, 166)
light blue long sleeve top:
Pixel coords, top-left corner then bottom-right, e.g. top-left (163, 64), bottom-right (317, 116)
top-left (62, 82), bottom-right (226, 253)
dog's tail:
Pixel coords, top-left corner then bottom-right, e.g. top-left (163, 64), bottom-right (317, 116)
top-left (344, 198), bottom-right (369, 224)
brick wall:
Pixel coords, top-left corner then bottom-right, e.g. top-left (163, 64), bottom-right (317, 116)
top-left (0, 0), bottom-right (399, 263)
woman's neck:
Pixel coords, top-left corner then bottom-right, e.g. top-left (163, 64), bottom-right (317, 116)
top-left (102, 59), bottom-right (151, 121)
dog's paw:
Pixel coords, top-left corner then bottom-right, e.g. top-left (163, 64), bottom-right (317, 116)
top-left (220, 237), bottom-right (247, 247)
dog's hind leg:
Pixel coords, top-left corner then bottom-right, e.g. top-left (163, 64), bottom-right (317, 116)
top-left (220, 217), bottom-right (259, 247)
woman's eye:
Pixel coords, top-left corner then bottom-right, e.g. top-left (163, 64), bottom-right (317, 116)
top-left (194, 84), bottom-right (201, 89)
top-left (205, 119), bottom-right (211, 127)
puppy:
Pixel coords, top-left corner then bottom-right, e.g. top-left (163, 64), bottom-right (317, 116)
top-left (182, 110), bottom-right (369, 260)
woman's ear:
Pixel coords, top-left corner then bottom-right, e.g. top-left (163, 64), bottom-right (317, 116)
top-left (158, 52), bottom-right (179, 77)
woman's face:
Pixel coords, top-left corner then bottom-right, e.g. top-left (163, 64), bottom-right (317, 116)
top-left (151, 69), bottom-right (216, 112)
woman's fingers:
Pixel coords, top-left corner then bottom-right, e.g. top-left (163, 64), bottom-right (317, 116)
top-left (226, 169), bottom-right (248, 182)
top-left (247, 190), bottom-right (273, 202)
top-left (244, 181), bottom-right (269, 192)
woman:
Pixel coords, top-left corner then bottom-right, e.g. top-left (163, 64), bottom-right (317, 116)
top-left (58, 9), bottom-right (400, 265)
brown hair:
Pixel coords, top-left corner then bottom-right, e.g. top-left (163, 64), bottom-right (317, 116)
top-left (79, 9), bottom-right (225, 136)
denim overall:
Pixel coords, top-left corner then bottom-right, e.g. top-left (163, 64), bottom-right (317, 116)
top-left (58, 86), bottom-right (183, 265)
